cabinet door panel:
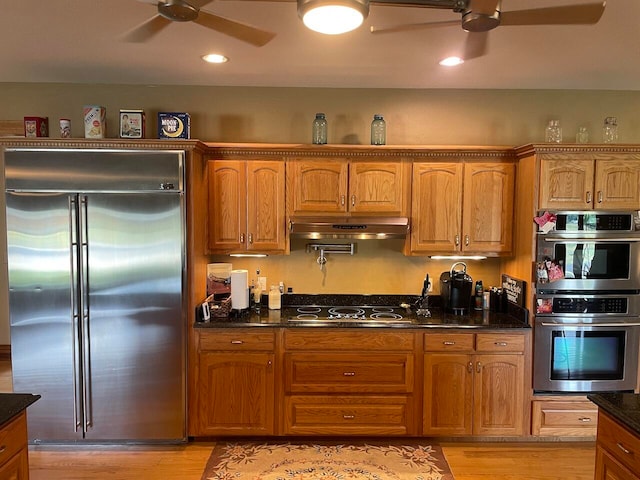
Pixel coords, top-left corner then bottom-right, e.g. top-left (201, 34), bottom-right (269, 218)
top-left (473, 354), bottom-right (524, 436)
top-left (411, 163), bottom-right (463, 253)
top-left (595, 159), bottom-right (640, 210)
top-left (539, 159), bottom-right (594, 209)
top-left (463, 163), bottom-right (515, 253)
top-left (349, 162), bottom-right (405, 214)
top-left (423, 353), bottom-right (473, 435)
top-left (289, 160), bottom-right (348, 214)
top-left (198, 352), bottom-right (274, 435)
top-left (596, 446), bottom-right (640, 480)
top-left (247, 161), bottom-right (285, 251)
top-left (208, 160), bottom-right (246, 251)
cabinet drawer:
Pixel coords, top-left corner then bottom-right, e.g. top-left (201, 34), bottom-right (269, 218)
top-left (597, 411), bottom-right (640, 475)
top-left (284, 395), bottom-right (412, 435)
top-left (284, 330), bottom-right (414, 351)
top-left (0, 412), bottom-right (27, 468)
top-left (476, 333), bottom-right (524, 353)
top-left (199, 329), bottom-right (275, 351)
top-left (285, 353), bottom-right (413, 393)
top-left (532, 400), bottom-right (598, 436)
top-left (424, 333), bottom-right (474, 352)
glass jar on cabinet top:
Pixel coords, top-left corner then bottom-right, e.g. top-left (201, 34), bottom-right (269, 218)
top-left (602, 116), bottom-right (618, 143)
top-left (312, 113), bottom-right (327, 144)
top-left (371, 114), bottom-right (386, 145)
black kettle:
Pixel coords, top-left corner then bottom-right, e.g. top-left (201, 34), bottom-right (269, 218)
top-left (440, 262), bottom-right (473, 315)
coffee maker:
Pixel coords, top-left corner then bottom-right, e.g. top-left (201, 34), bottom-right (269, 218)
top-left (440, 262), bottom-right (473, 315)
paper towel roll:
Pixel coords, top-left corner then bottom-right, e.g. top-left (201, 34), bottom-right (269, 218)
top-left (230, 269), bottom-right (249, 310)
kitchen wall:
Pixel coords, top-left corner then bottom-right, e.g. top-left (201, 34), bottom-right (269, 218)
top-left (1, 83), bottom-right (640, 344)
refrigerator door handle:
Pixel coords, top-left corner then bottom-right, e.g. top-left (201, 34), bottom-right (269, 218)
top-left (69, 196), bottom-right (82, 432)
top-left (79, 195), bottom-right (92, 431)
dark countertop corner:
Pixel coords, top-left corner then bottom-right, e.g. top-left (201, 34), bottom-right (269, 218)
top-left (0, 393), bottom-right (41, 426)
top-left (588, 392), bottom-right (640, 436)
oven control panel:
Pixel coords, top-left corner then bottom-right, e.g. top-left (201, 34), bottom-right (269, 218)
top-left (536, 295), bottom-right (632, 315)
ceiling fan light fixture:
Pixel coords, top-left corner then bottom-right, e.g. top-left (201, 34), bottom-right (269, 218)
top-left (158, 0), bottom-right (199, 22)
top-left (298, 0), bottom-right (369, 35)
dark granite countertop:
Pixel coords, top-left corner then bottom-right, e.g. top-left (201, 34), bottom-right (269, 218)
top-left (588, 393), bottom-right (640, 436)
top-left (0, 393), bottom-right (40, 426)
top-left (195, 294), bottom-right (530, 330)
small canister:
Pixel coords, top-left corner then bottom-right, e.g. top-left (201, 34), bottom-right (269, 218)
top-left (59, 119), bottom-right (71, 138)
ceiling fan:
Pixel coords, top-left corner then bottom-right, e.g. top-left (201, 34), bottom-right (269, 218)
top-left (369, 0), bottom-right (607, 60)
top-left (123, 0), bottom-right (277, 46)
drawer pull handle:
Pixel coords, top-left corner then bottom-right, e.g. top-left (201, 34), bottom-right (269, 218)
top-left (467, 361), bottom-right (473, 373)
top-left (494, 342), bottom-right (508, 347)
top-left (343, 372), bottom-right (356, 376)
top-left (443, 341), bottom-right (456, 345)
top-left (230, 340), bottom-right (244, 345)
top-left (343, 415), bottom-right (355, 420)
top-left (578, 417), bottom-right (592, 422)
top-left (617, 443), bottom-right (632, 455)
top-left (476, 361), bottom-right (482, 373)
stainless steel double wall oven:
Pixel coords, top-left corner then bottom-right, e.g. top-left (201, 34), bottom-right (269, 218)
top-left (534, 211), bottom-right (640, 393)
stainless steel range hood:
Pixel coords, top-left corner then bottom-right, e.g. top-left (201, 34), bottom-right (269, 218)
top-left (289, 216), bottom-right (409, 239)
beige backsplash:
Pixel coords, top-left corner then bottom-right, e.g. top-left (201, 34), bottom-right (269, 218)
top-left (209, 239), bottom-right (503, 296)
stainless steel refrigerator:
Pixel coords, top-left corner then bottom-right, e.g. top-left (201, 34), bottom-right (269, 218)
top-left (4, 148), bottom-right (186, 443)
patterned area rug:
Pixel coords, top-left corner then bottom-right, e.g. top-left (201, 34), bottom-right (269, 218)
top-left (201, 441), bottom-right (454, 480)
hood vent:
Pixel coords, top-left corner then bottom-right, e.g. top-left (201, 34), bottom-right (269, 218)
top-left (289, 216), bottom-right (409, 239)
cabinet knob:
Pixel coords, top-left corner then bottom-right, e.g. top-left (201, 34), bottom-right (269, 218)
top-left (578, 417), bottom-right (592, 422)
top-left (340, 195), bottom-right (346, 206)
top-left (240, 233), bottom-right (245, 243)
top-left (443, 341), bottom-right (456, 345)
top-left (465, 235), bottom-right (470, 246)
top-left (343, 414), bottom-right (355, 420)
top-left (248, 233), bottom-right (253, 244)
top-left (586, 191), bottom-right (592, 204)
top-left (468, 362), bottom-right (473, 373)
top-left (455, 234), bottom-right (460, 246)
top-left (597, 191), bottom-right (603, 203)
top-left (351, 195), bottom-right (356, 207)
top-left (230, 340), bottom-right (244, 345)
top-left (494, 342), bottom-right (508, 347)
top-left (476, 361), bottom-right (482, 373)
top-left (343, 372), bottom-right (356, 376)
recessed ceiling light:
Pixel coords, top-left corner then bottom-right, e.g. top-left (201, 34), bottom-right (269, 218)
top-left (202, 53), bottom-right (228, 64)
top-left (439, 56), bottom-right (464, 67)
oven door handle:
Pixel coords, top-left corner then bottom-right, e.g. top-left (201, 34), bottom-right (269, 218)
top-left (543, 237), bottom-right (640, 242)
top-left (540, 322), bottom-right (640, 327)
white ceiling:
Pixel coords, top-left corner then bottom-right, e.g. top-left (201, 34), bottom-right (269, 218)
top-left (1, 0), bottom-right (638, 90)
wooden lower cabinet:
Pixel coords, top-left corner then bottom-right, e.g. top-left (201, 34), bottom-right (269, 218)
top-left (0, 412), bottom-right (30, 480)
top-left (196, 330), bottom-right (276, 436)
top-left (595, 412), bottom-right (640, 480)
top-left (532, 398), bottom-right (598, 436)
top-left (423, 332), bottom-right (526, 436)
top-left (282, 329), bottom-right (416, 436)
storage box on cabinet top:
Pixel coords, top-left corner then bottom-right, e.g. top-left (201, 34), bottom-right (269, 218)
top-left (24, 117), bottom-right (48, 137)
top-left (158, 112), bottom-right (190, 139)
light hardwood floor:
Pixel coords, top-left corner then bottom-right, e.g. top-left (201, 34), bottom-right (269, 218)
top-left (1, 360), bottom-right (596, 480)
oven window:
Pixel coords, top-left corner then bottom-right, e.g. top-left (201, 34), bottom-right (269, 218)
top-left (551, 331), bottom-right (625, 380)
top-left (556, 243), bottom-right (630, 279)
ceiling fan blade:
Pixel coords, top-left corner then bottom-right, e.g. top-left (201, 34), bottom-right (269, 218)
top-left (463, 31), bottom-right (488, 60)
top-left (501, 2), bottom-right (606, 26)
top-left (471, 0), bottom-right (499, 15)
top-left (370, 0), bottom-right (457, 8)
top-left (194, 11), bottom-right (276, 46)
top-left (370, 19), bottom-right (459, 34)
top-left (122, 14), bottom-right (172, 42)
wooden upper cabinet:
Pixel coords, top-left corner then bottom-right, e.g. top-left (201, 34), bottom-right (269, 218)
top-left (288, 159), bottom-right (407, 216)
top-left (208, 159), bottom-right (285, 253)
top-left (539, 157), bottom-right (640, 210)
top-left (463, 162), bottom-right (515, 254)
top-left (411, 161), bottom-right (514, 255)
top-left (411, 162), bottom-right (463, 253)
